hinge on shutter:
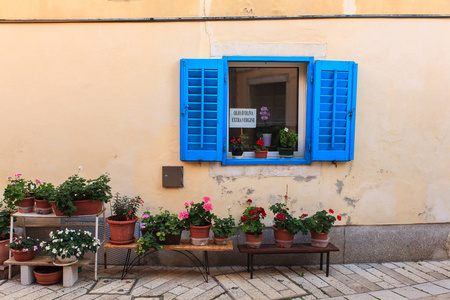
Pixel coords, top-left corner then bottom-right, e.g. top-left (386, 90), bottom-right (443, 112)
top-left (308, 140), bottom-right (311, 153)
top-left (348, 109), bottom-right (355, 119)
top-left (310, 75), bottom-right (314, 84)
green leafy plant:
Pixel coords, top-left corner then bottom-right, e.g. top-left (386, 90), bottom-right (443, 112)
top-left (269, 203), bottom-right (308, 235)
top-left (212, 213), bottom-right (237, 238)
top-left (279, 127), bottom-right (298, 148)
top-left (140, 210), bottom-right (184, 242)
top-left (304, 209), bottom-right (341, 233)
top-left (51, 173), bottom-right (112, 216)
top-left (135, 233), bottom-right (162, 255)
top-left (239, 199), bottom-right (267, 237)
top-left (0, 206), bottom-right (14, 239)
top-left (179, 196), bottom-right (215, 226)
top-left (109, 193), bottom-right (143, 221)
top-left (9, 236), bottom-right (40, 252)
top-left (3, 173), bottom-right (35, 209)
top-left (230, 137), bottom-right (246, 152)
top-left (40, 229), bottom-right (100, 260)
top-left (253, 138), bottom-right (268, 152)
top-left (33, 181), bottom-right (55, 200)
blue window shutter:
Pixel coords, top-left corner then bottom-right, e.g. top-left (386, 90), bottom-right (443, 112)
top-left (311, 60), bottom-right (358, 161)
top-left (180, 59), bottom-right (224, 161)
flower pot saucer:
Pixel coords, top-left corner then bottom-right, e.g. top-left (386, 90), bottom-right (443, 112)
top-left (108, 237), bottom-right (135, 245)
top-left (53, 259), bottom-right (78, 266)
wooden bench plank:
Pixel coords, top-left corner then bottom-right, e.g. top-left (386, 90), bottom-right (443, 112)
top-left (104, 239), bottom-right (233, 252)
top-left (4, 256), bottom-right (93, 266)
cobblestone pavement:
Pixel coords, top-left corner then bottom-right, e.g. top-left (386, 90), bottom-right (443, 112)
top-left (0, 261), bottom-right (449, 299)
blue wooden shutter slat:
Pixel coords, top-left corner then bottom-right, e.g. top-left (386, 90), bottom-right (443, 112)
top-left (312, 60), bottom-right (358, 161)
top-left (180, 59), bottom-right (223, 161)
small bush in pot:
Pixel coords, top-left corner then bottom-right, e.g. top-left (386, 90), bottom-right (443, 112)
top-left (140, 210), bottom-right (184, 244)
top-left (212, 210), bottom-right (237, 245)
top-left (269, 203), bottom-right (307, 248)
top-left (9, 236), bottom-right (40, 261)
top-left (33, 180), bottom-right (55, 214)
top-left (106, 193), bottom-right (143, 244)
top-left (239, 199), bottom-right (267, 248)
top-left (3, 173), bottom-right (35, 211)
top-left (51, 173), bottom-right (112, 216)
top-left (304, 209), bottom-right (341, 247)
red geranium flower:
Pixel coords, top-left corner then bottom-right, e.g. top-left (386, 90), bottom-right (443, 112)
top-left (301, 213), bottom-right (308, 218)
top-left (329, 209), bottom-right (334, 214)
top-left (337, 215), bottom-right (342, 221)
top-left (256, 138), bottom-right (264, 146)
top-left (276, 212), bottom-right (286, 220)
top-left (247, 199), bottom-right (252, 204)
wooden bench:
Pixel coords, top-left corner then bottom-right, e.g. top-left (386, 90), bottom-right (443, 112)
top-left (238, 243), bottom-right (339, 279)
top-left (104, 239), bottom-right (233, 282)
top-left (4, 256), bottom-right (93, 287)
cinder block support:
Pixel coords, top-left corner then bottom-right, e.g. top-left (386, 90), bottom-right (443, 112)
top-left (63, 266), bottom-right (78, 287)
top-left (20, 265), bottom-right (35, 285)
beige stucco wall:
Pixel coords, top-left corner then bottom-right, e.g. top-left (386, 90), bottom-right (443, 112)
top-left (0, 2), bottom-right (449, 227)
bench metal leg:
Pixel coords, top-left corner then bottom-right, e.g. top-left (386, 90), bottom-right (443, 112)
top-left (320, 253), bottom-right (323, 270)
top-left (250, 254), bottom-right (254, 279)
top-left (247, 253), bottom-right (250, 272)
top-left (326, 251), bottom-right (330, 277)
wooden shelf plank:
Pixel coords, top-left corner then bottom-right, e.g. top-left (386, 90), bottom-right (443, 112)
top-left (4, 256), bottom-right (93, 266)
top-left (238, 243), bottom-right (339, 254)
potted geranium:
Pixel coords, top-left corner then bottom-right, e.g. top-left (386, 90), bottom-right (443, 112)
top-left (278, 127), bottom-right (298, 157)
top-left (51, 172), bottom-right (112, 216)
top-left (239, 199), bottom-right (267, 248)
top-left (106, 193), bottom-right (143, 244)
top-left (269, 203), bottom-right (308, 248)
top-left (9, 236), bottom-right (40, 261)
top-left (230, 137), bottom-right (246, 157)
top-left (140, 210), bottom-right (184, 245)
top-left (33, 180), bottom-right (55, 215)
top-left (253, 138), bottom-right (268, 159)
top-left (304, 209), bottom-right (341, 247)
top-left (212, 207), bottom-right (237, 245)
top-left (179, 196), bottom-right (215, 246)
top-left (40, 229), bottom-right (100, 264)
top-left (3, 173), bottom-right (35, 213)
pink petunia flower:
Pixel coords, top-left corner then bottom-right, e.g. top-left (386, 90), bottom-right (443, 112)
top-left (202, 196), bottom-right (211, 203)
top-left (179, 211), bottom-right (189, 219)
top-left (203, 202), bottom-right (213, 211)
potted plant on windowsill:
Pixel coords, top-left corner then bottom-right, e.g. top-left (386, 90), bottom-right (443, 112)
top-left (230, 137), bottom-right (246, 157)
top-left (106, 193), bottom-right (143, 245)
top-left (140, 209), bottom-right (185, 245)
top-left (40, 229), bottom-right (100, 265)
top-left (278, 127), bottom-right (298, 157)
top-left (3, 173), bottom-right (35, 213)
top-left (212, 207), bottom-right (237, 245)
top-left (253, 138), bottom-right (268, 159)
top-left (50, 171), bottom-right (112, 216)
top-left (269, 203), bottom-right (308, 248)
top-left (33, 180), bottom-right (55, 215)
top-left (259, 106), bottom-right (272, 146)
top-left (239, 199), bottom-right (267, 248)
top-left (9, 236), bottom-right (40, 261)
top-left (304, 209), bottom-right (341, 248)
top-left (179, 196), bottom-right (215, 246)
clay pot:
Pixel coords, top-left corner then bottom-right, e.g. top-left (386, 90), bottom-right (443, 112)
top-left (0, 239), bottom-right (10, 264)
top-left (213, 233), bottom-right (230, 245)
top-left (18, 197), bottom-right (35, 213)
top-left (10, 249), bottom-right (36, 261)
top-left (35, 199), bottom-right (52, 214)
top-left (106, 216), bottom-right (138, 245)
top-left (245, 232), bottom-right (263, 249)
top-left (254, 150), bottom-right (268, 159)
top-left (52, 199), bottom-right (103, 216)
top-left (189, 224), bottom-right (211, 246)
top-left (310, 231), bottom-right (329, 248)
top-left (272, 225), bottom-right (295, 248)
top-left (34, 266), bottom-right (63, 285)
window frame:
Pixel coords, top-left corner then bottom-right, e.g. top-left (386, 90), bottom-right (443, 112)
top-left (222, 56), bottom-right (315, 165)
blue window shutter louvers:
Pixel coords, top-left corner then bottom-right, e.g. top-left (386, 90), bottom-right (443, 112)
top-left (311, 60), bottom-right (358, 161)
top-left (180, 59), bottom-right (224, 162)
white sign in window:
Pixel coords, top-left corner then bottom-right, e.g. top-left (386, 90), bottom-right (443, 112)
top-left (229, 108), bottom-right (257, 128)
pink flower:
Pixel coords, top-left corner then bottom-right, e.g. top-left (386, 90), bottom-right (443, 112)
top-left (33, 246), bottom-right (38, 251)
top-left (190, 201), bottom-right (194, 205)
top-left (6, 176), bottom-right (11, 180)
top-left (179, 211), bottom-right (189, 219)
top-left (184, 202), bottom-right (189, 206)
top-left (203, 196), bottom-right (211, 203)
top-left (203, 202), bottom-right (213, 211)
top-left (141, 214), bottom-right (149, 219)
top-left (14, 173), bottom-right (22, 178)
top-left (141, 224), bottom-right (146, 229)
top-left (128, 210), bottom-right (132, 215)
top-left (23, 248), bottom-right (28, 252)
top-left (35, 179), bottom-right (42, 185)
top-left (11, 182), bottom-right (15, 185)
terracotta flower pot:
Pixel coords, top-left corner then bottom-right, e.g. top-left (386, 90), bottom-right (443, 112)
top-left (52, 199), bottom-right (103, 216)
top-left (35, 199), bottom-right (52, 214)
top-left (106, 216), bottom-right (138, 245)
top-left (0, 239), bottom-right (10, 264)
top-left (254, 150), bottom-right (268, 159)
top-left (34, 266), bottom-right (63, 285)
top-left (18, 197), bottom-right (35, 213)
top-left (190, 224), bottom-right (211, 246)
top-left (272, 225), bottom-right (295, 248)
top-left (310, 231), bottom-right (329, 248)
top-left (245, 232), bottom-right (263, 249)
top-left (10, 249), bottom-right (36, 261)
top-left (213, 233), bottom-right (230, 245)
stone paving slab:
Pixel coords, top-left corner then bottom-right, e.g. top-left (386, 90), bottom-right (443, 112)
top-left (0, 260), bottom-right (449, 299)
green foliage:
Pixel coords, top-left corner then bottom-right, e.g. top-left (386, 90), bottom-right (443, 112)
top-left (135, 233), bottom-right (162, 255)
top-left (239, 200), bottom-right (267, 238)
top-left (140, 210), bottom-right (184, 243)
top-left (304, 210), bottom-right (337, 233)
top-left (279, 127), bottom-right (298, 148)
top-left (212, 215), bottom-right (237, 238)
top-left (51, 174), bottom-right (112, 216)
top-left (110, 193), bottom-right (143, 221)
top-left (9, 236), bottom-right (40, 252)
top-left (3, 174), bottom-right (34, 209)
top-left (269, 203), bottom-right (308, 235)
top-left (33, 182), bottom-right (55, 200)
top-left (0, 206), bottom-right (14, 238)
top-left (40, 229), bottom-right (100, 260)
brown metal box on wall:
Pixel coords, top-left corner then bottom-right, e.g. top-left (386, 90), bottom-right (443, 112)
top-left (162, 166), bottom-right (183, 188)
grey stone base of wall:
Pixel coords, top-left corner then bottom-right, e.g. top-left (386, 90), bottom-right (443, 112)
top-left (28, 223), bottom-right (449, 267)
